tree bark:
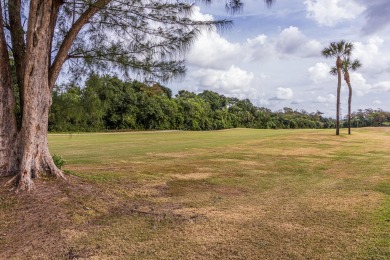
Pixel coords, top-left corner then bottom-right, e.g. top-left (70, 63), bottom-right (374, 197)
top-left (336, 56), bottom-right (342, 136)
top-left (9, 0), bottom-right (26, 120)
top-left (11, 0), bottom-right (65, 191)
top-left (0, 2), bottom-right (19, 177)
top-left (16, 72), bottom-right (65, 191)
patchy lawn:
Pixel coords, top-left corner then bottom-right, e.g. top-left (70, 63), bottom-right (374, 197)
top-left (1, 128), bottom-right (389, 259)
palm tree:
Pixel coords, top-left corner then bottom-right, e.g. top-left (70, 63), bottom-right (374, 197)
top-left (321, 41), bottom-right (352, 135)
top-left (330, 58), bottom-right (362, 135)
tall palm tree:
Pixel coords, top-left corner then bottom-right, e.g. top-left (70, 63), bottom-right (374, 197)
top-left (331, 58), bottom-right (362, 135)
top-left (322, 41), bottom-right (352, 135)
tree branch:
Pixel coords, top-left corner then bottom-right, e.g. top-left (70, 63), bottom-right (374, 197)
top-left (49, 0), bottom-right (111, 89)
top-left (0, 2), bottom-right (12, 79)
top-left (9, 0), bottom-right (26, 67)
top-left (9, 0), bottom-right (26, 118)
top-left (48, 0), bottom-right (64, 67)
top-left (25, 0), bottom-right (41, 62)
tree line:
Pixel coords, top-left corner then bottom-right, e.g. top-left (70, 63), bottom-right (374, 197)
top-left (49, 75), bottom-right (390, 132)
top-left (51, 74), bottom-right (334, 131)
top-left (348, 109), bottom-right (390, 127)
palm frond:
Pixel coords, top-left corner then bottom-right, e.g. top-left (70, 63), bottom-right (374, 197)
top-left (341, 58), bottom-right (350, 72)
top-left (329, 66), bottom-right (337, 76)
top-left (337, 40), bottom-right (346, 54)
top-left (344, 42), bottom-right (354, 57)
top-left (330, 42), bottom-right (337, 51)
top-left (321, 47), bottom-right (334, 58)
top-left (351, 59), bottom-right (362, 71)
top-left (341, 58), bottom-right (362, 72)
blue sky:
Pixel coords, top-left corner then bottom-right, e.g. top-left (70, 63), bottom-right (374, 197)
top-left (170, 0), bottom-right (390, 117)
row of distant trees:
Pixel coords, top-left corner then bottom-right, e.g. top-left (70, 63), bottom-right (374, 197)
top-left (349, 109), bottom-right (390, 127)
top-left (49, 75), bottom-right (389, 132)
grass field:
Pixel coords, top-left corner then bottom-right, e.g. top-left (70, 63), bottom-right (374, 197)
top-left (1, 128), bottom-right (389, 259)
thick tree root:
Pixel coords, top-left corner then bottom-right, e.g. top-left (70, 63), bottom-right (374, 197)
top-left (16, 171), bottom-right (36, 192)
top-left (12, 151), bottom-right (67, 192)
top-left (16, 170), bottom-right (66, 192)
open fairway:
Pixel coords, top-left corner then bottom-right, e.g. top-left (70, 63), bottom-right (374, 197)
top-left (1, 128), bottom-right (389, 259)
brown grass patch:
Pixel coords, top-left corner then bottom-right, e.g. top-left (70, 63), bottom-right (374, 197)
top-left (146, 152), bottom-right (194, 158)
top-left (307, 190), bottom-right (383, 212)
top-left (172, 172), bottom-right (213, 180)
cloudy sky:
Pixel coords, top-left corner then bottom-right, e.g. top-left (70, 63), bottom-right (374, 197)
top-left (170, 0), bottom-right (390, 117)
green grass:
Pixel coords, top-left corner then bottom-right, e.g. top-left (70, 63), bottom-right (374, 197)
top-left (1, 128), bottom-right (389, 259)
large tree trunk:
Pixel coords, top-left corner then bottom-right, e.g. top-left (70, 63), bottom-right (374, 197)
top-left (16, 57), bottom-right (65, 191)
top-left (336, 57), bottom-right (342, 136)
top-left (4, 1), bottom-right (65, 191)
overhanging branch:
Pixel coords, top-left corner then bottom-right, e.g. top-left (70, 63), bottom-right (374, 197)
top-left (49, 0), bottom-right (111, 89)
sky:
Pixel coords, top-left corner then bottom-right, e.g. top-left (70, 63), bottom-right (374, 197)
top-left (169, 0), bottom-right (390, 117)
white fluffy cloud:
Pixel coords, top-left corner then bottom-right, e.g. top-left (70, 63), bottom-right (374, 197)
top-left (353, 36), bottom-right (390, 74)
top-left (304, 0), bottom-right (365, 26)
top-left (276, 26), bottom-right (322, 58)
top-left (303, 40), bottom-right (323, 57)
top-left (187, 31), bottom-right (241, 70)
top-left (246, 26), bottom-right (322, 60)
top-left (187, 7), bottom-right (241, 69)
top-left (350, 72), bottom-right (372, 96)
top-left (275, 87), bottom-right (294, 100)
top-left (192, 65), bottom-right (254, 94)
top-left (308, 62), bottom-right (332, 83)
top-left (373, 81), bottom-right (390, 92)
top-left (346, 73), bottom-right (390, 96)
top-left (189, 9), bottom-right (323, 69)
top-left (191, 6), bottom-right (213, 22)
top-left (315, 94), bottom-right (336, 103)
top-left (246, 34), bottom-right (275, 61)
top-left (277, 26), bottom-right (306, 53)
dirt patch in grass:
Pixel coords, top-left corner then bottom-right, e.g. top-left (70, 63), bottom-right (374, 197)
top-left (0, 177), bottom-right (80, 258)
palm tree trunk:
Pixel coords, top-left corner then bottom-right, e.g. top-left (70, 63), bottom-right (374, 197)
top-left (336, 57), bottom-right (343, 135)
top-left (344, 71), bottom-right (352, 135)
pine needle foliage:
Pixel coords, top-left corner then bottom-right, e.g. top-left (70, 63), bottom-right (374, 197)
top-left (47, 0), bottom-right (230, 82)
